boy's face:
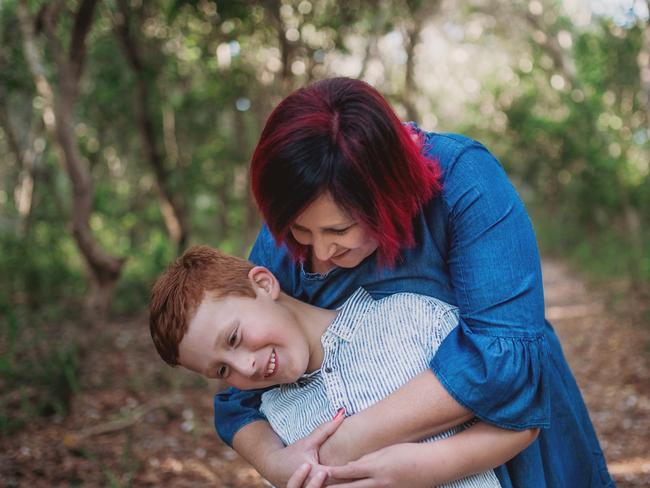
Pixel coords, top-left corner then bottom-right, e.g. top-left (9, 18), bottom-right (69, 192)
top-left (178, 269), bottom-right (312, 390)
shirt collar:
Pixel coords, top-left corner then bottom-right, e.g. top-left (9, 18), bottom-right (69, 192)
top-left (324, 287), bottom-right (375, 342)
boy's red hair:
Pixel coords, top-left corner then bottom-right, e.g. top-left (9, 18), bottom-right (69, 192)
top-left (149, 246), bottom-right (254, 366)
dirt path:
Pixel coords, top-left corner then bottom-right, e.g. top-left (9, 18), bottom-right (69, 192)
top-left (542, 259), bottom-right (650, 487)
top-left (2, 259), bottom-right (649, 487)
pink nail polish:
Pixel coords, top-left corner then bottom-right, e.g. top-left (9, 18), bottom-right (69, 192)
top-left (333, 407), bottom-right (345, 420)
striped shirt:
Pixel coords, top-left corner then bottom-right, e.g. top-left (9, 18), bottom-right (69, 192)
top-left (260, 288), bottom-right (501, 488)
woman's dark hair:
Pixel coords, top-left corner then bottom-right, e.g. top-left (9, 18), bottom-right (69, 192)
top-left (250, 77), bottom-right (441, 266)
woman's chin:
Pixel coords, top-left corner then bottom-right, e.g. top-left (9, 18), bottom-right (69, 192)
top-left (333, 252), bottom-right (367, 268)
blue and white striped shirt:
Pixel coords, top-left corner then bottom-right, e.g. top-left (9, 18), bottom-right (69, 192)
top-left (260, 288), bottom-right (501, 488)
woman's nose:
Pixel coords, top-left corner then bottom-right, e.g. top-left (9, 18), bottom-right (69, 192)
top-left (312, 236), bottom-right (336, 261)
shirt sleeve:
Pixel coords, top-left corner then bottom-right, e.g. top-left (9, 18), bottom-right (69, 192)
top-left (213, 226), bottom-right (272, 446)
top-left (213, 387), bottom-right (269, 445)
top-left (429, 143), bottom-right (550, 430)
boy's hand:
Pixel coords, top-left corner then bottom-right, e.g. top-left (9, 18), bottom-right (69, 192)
top-left (317, 420), bottom-right (356, 467)
top-left (326, 443), bottom-right (438, 488)
top-left (263, 413), bottom-right (345, 487)
top-left (287, 463), bottom-right (329, 488)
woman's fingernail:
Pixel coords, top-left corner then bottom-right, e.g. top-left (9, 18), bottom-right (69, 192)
top-left (333, 407), bottom-right (345, 420)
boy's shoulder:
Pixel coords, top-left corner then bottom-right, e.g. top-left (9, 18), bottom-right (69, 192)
top-left (331, 288), bottom-right (459, 342)
top-left (374, 292), bottom-right (458, 316)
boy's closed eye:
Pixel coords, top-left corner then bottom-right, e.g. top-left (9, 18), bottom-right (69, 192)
top-left (216, 364), bottom-right (230, 379)
top-left (228, 326), bottom-right (240, 347)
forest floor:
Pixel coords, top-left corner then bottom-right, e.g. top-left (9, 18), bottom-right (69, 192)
top-left (1, 258), bottom-right (649, 487)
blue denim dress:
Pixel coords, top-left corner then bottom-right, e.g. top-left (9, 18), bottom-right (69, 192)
top-left (214, 128), bottom-right (615, 487)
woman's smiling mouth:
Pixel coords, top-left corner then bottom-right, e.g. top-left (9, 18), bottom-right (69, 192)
top-left (264, 349), bottom-right (277, 377)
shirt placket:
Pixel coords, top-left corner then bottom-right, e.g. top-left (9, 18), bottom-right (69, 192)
top-left (320, 333), bottom-right (349, 414)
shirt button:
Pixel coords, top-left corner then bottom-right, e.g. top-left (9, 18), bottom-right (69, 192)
top-left (324, 367), bottom-right (333, 373)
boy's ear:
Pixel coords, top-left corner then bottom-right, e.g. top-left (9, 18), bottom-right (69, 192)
top-left (248, 266), bottom-right (280, 299)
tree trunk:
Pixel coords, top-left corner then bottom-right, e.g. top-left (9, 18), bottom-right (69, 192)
top-left (0, 89), bottom-right (39, 235)
top-left (17, 0), bottom-right (125, 319)
top-left (639, 11), bottom-right (650, 140)
top-left (401, 0), bottom-right (436, 122)
top-left (113, 0), bottom-right (189, 255)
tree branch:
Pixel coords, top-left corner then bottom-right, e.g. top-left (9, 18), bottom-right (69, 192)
top-left (63, 398), bottom-right (177, 449)
top-left (38, 0), bottom-right (69, 78)
top-left (524, 10), bottom-right (577, 85)
top-left (69, 0), bottom-right (100, 84)
top-left (113, 0), bottom-right (189, 251)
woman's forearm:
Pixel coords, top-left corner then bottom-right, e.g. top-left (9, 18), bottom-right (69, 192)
top-left (327, 423), bottom-right (539, 486)
top-left (424, 423), bottom-right (540, 483)
top-left (319, 370), bottom-right (473, 465)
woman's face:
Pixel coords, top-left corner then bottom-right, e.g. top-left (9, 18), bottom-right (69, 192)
top-left (290, 193), bottom-right (378, 271)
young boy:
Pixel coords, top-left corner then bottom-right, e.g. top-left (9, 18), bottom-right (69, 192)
top-left (149, 246), bottom-right (529, 487)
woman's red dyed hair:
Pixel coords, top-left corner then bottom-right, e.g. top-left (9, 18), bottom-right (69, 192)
top-left (250, 77), bottom-right (441, 267)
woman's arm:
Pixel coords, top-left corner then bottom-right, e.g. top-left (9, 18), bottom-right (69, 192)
top-left (328, 423), bottom-right (539, 487)
top-left (318, 370), bottom-right (472, 466)
top-left (229, 371), bottom-right (471, 483)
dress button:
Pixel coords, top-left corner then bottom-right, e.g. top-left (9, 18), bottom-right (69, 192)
top-left (324, 367), bottom-right (333, 373)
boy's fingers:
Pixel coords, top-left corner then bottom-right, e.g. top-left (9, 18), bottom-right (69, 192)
top-left (329, 481), bottom-right (375, 488)
top-left (304, 469), bottom-right (328, 488)
top-left (287, 463), bottom-right (312, 488)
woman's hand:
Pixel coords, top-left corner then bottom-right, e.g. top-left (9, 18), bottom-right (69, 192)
top-left (262, 413), bottom-right (345, 487)
top-left (326, 443), bottom-right (436, 488)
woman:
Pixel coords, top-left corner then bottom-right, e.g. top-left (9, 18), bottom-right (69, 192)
top-left (214, 78), bottom-right (614, 487)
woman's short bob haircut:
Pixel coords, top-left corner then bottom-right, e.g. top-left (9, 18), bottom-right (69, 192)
top-left (250, 77), bottom-right (441, 267)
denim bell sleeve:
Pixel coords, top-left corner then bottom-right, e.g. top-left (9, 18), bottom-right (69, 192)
top-left (214, 387), bottom-right (269, 445)
top-left (213, 227), bottom-right (272, 446)
top-left (430, 143), bottom-right (550, 430)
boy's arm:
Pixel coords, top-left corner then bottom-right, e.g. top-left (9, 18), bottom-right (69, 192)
top-left (232, 421), bottom-right (287, 485)
top-left (233, 415), bottom-right (345, 488)
top-left (327, 422), bottom-right (539, 487)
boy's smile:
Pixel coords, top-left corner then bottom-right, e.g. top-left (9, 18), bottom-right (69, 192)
top-left (177, 267), bottom-right (334, 390)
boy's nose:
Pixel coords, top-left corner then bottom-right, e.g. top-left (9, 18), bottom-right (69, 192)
top-left (234, 354), bottom-right (258, 377)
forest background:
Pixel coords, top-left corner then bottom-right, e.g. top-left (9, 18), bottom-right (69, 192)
top-left (1, 0), bottom-right (649, 486)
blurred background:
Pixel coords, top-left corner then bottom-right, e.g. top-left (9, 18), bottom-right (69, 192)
top-left (1, 0), bottom-right (649, 486)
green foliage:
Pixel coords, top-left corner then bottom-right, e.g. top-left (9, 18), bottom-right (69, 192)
top-left (0, 303), bottom-right (81, 436)
top-left (113, 230), bottom-right (175, 315)
top-left (533, 207), bottom-right (650, 283)
top-left (469, 12), bottom-right (650, 283)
